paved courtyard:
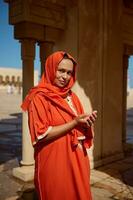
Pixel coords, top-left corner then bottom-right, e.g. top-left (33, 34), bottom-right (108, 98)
top-left (0, 89), bottom-right (133, 200)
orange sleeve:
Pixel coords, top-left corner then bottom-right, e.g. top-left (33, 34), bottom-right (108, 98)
top-left (28, 93), bottom-right (52, 146)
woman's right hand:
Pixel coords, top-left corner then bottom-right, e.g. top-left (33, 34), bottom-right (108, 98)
top-left (75, 111), bottom-right (97, 128)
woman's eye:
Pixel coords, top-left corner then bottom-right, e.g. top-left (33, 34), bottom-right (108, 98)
top-left (58, 69), bottom-right (73, 76)
top-left (58, 69), bottom-right (65, 73)
top-left (67, 71), bottom-right (72, 76)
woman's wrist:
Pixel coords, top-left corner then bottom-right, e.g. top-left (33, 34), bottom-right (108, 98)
top-left (73, 118), bottom-right (78, 127)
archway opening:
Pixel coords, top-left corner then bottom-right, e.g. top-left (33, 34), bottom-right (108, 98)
top-left (126, 56), bottom-right (133, 145)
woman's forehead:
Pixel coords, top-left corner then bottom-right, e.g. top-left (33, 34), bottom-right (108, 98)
top-left (58, 59), bottom-right (74, 70)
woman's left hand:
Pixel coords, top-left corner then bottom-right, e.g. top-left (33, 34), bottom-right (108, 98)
top-left (75, 110), bottom-right (97, 129)
top-left (85, 110), bottom-right (97, 127)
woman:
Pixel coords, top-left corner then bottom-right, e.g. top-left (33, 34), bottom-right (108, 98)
top-left (21, 51), bottom-right (97, 200)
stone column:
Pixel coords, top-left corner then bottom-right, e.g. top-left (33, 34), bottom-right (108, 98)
top-left (13, 39), bottom-right (36, 181)
top-left (38, 41), bottom-right (54, 75)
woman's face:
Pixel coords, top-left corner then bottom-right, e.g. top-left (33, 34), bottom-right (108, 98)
top-left (53, 58), bottom-right (74, 88)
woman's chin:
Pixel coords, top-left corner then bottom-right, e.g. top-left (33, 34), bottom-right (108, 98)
top-left (55, 82), bottom-right (67, 88)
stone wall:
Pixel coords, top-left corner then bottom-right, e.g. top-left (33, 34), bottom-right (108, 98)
top-left (54, 0), bottom-right (127, 167)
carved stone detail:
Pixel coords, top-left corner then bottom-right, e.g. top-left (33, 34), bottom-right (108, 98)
top-left (6, 0), bottom-right (66, 29)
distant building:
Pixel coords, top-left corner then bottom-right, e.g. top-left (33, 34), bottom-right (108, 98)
top-left (0, 67), bottom-right (38, 94)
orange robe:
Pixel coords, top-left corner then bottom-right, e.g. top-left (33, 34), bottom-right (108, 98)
top-left (28, 91), bottom-right (92, 200)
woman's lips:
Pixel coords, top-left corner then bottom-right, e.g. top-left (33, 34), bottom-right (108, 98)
top-left (59, 80), bottom-right (66, 85)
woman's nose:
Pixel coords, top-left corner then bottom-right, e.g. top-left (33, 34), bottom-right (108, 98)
top-left (62, 72), bottom-right (67, 79)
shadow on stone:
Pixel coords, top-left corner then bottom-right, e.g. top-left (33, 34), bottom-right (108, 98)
top-left (0, 112), bottom-right (22, 164)
top-left (17, 188), bottom-right (38, 200)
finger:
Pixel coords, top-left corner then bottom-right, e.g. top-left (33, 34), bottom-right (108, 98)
top-left (86, 121), bottom-right (91, 127)
top-left (93, 110), bottom-right (97, 115)
top-left (88, 114), bottom-right (97, 124)
top-left (92, 111), bottom-right (97, 119)
top-left (89, 115), bottom-right (95, 122)
top-left (86, 119), bottom-right (93, 126)
top-left (85, 115), bottom-right (94, 123)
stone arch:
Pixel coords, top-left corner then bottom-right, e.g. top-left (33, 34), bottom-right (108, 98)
top-left (17, 76), bottom-right (20, 83)
top-left (0, 75), bottom-right (3, 85)
top-left (11, 75), bottom-right (16, 85)
top-left (5, 75), bottom-right (10, 85)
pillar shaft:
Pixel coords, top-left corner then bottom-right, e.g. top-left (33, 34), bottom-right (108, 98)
top-left (13, 39), bottom-right (36, 181)
top-left (21, 39), bottom-right (35, 99)
top-left (21, 39), bottom-right (35, 166)
top-left (39, 41), bottom-right (54, 75)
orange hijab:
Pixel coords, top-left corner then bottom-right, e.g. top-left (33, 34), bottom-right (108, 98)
top-left (21, 51), bottom-right (93, 148)
top-left (21, 51), bottom-right (76, 111)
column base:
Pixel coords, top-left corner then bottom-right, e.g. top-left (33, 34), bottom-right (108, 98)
top-left (93, 152), bottom-right (124, 168)
top-left (13, 165), bottom-right (34, 182)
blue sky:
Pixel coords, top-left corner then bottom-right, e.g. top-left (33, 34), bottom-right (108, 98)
top-left (0, 0), bottom-right (40, 70)
top-left (0, 1), bottom-right (21, 68)
top-left (128, 56), bottom-right (133, 88)
top-left (0, 0), bottom-right (133, 88)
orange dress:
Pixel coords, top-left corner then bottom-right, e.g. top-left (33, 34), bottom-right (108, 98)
top-left (22, 51), bottom-right (93, 200)
top-left (28, 92), bottom-right (92, 200)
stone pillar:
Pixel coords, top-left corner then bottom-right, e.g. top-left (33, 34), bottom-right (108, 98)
top-left (13, 39), bottom-right (35, 181)
top-left (38, 41), bottom-right (54, 75)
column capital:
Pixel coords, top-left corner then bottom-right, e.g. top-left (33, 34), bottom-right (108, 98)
top-left (5, 0), bottom-right (66, 30)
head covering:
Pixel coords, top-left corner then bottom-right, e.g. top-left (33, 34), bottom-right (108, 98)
top-left (21, 51), bottom-right (77, 111)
